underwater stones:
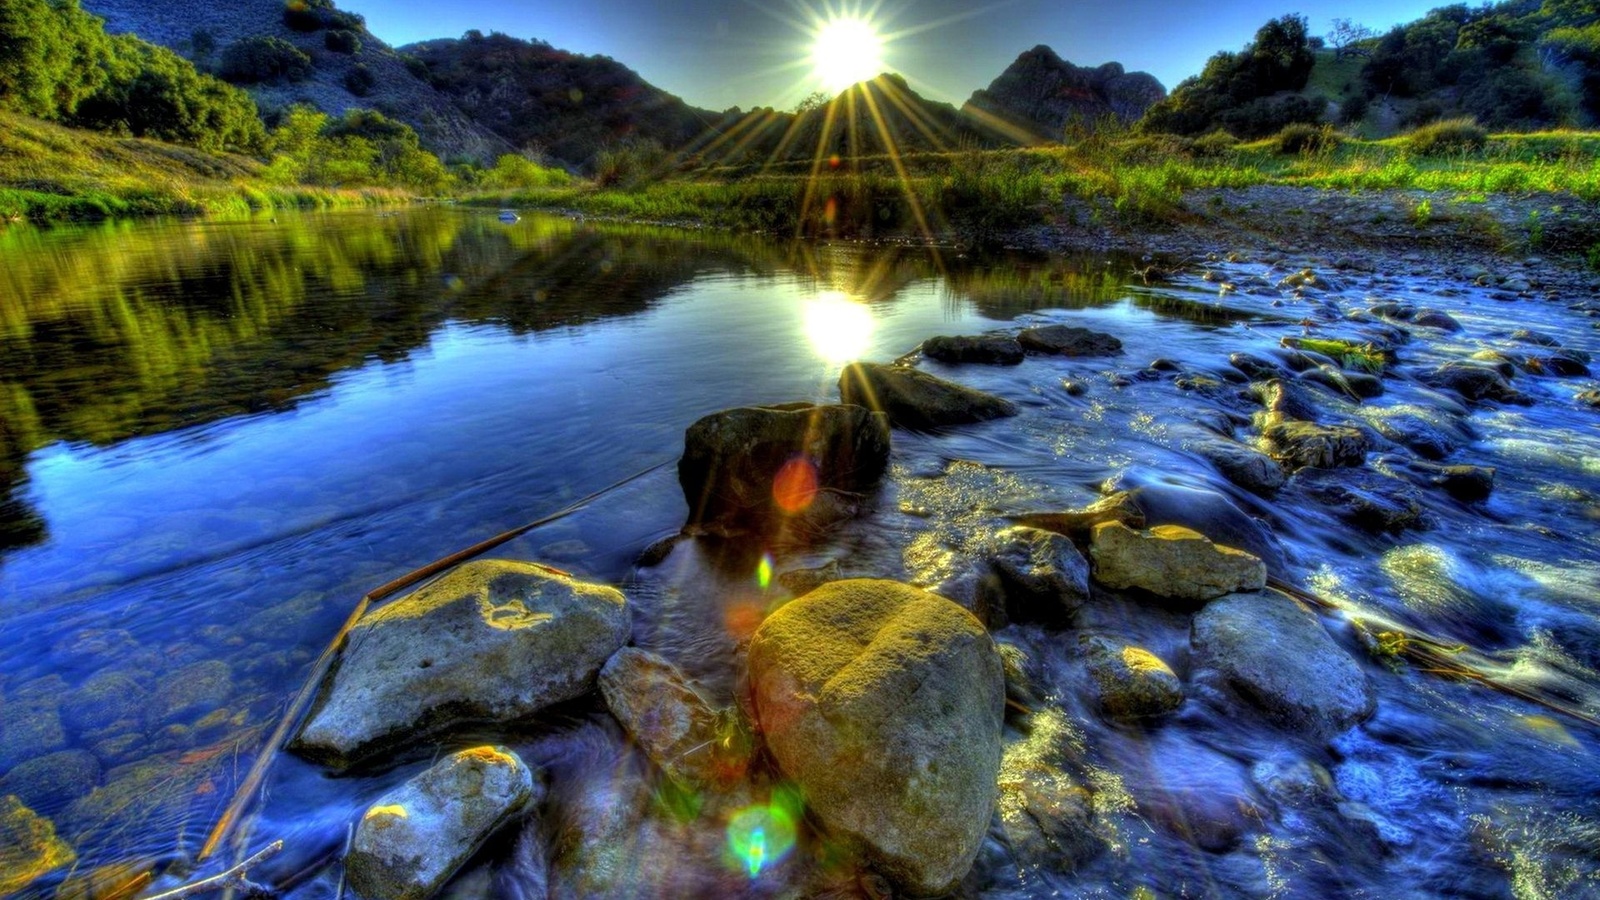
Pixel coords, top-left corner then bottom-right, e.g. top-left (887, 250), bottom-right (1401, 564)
top-left (0, 796), bottom-right (75, 895)
top-left (1260, 419), bottom-right (1370, 471)
top-left (151, 660), bottom-right (233, 726)
top-left (838, 362), bottom-right (1017, 430)
top-left (599, 647), bottom-right (745, 790)
top-left (1079, 635), bottom-right (1183, 720)
top-left (678, 402), bottom-right (890, 536)
top-left (996, 709), bottom-right (1101, 871)
top-left (0, 750), bottom-right (101, 812)
top-left (1089, 522), bottom-right (1266, 603)
top-left (1192, 592), bottom-right (1375, 738)
top-left (747, 579), bottom-right (1003, 895)
top-left (293, 560), bottom-right (629, 768)
top-left (984, 526), bottom-right (1092, 624)
top-left (1291, 467), bottom-right (1429, 533)
top-left (0, 687), bottom-right (67, 772)
top-left (1191, 438), bottom-right (1286, 495)
top-left (1016, 324), bottom-right (1124, 357)
top-left (1420, 362), bottom-right (1530, 405)
top-left (347, 746), bottom-right (536, 900)
top-left (921, 334), bottom-right (1025, 365)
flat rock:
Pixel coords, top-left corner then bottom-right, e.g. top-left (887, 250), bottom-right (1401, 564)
top-left (599, 647), bottom-right (745, 790)
top-left (1260, 419), bottom-right (1370, 471)
top-left (921, 334), bottom-right (1025, 365)
top-left (1191, 592), bottom-right (1375, 738)
top-left (1192, 438), bottom-right (1286, 494)
top-left (1080, 635), bottom-right (1183, 720)
top-left (1089, 521), bottom-right (1266, 603)
top-left (747, 579), bottom-right (1003, 895)
top-left (839, 362), bottom-right (1016, 429)
top-left (293, 560), bottom-right (629, 768)
top-left (347, 746), bottom-right (536, 900)
top-left (1017, 324), bottom-right (1123, 357)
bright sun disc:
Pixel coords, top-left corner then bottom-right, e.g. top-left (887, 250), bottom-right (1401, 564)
top-left (811, 17), bottom-right (883, 93)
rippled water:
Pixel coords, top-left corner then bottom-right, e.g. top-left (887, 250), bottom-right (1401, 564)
top-left (0, 208), bottom-right (1596, 899)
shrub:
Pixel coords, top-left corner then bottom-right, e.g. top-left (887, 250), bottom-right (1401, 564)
top-left (324, 29), bottom-right (360, 54)
top-left (1192, 130), bottom-right (1240, 157)
top-left (1274, 123), bottom-right (1341, 155)
top-left (219, 36), bottom-right (312, 84)
top-left (594, 139), bottom-right (668, 187)
top-left (1405, 117), bottom-right (1487, 156)
top-left (282, 0), bottom-right (329, 32)
top-left (343, 63), bottom-right (375, 97)
top-left (482, 154), bottom-right (572, 190)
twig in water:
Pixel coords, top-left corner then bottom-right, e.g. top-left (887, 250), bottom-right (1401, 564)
top-left (143, 841), bottom-right (283, 900)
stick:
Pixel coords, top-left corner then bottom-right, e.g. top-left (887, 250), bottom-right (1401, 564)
top-left (199, 458), bottom-right (673, 863)
top-left (143, 841), bottom-right (283, 900)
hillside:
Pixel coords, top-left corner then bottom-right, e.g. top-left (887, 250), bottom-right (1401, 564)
top-left (81, 0), bottom-right (510, 161)
top-left (963, 46), bottom-right (1166, 143)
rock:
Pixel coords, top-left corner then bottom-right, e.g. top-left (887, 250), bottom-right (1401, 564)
top-left (1579, 388), bottom-right (1600, 409)
top-left (1229, 352), bottom-right (1282, 380)
top-left (678, 403), bottom-right (890, 536)
top-left (1363, 407), bottom-right (1471, 461)
top-left (1088, 521), bottom-right (1266, 603)
top-left (62, 671), bottom-right (148, 734)
top-left (1080, 635), bottom-right (1183, 720)
top-left (1368, 302), bottom-right (1414, 320)
top-left (1420, 362), bottom-right (1530, 405)
top-left (1538, 353), bottom-right (1591, 378)
top-left (1260, 420), bottom-right (1370, 471)
top-left (838, 362), bottom-right (1017, 430)
top-left (1250, 754), bottom-right (1336, 807)
top-left (996, 708), bottom-right (1102, 871)
top-left (1510, 328), bottom-right (1561, 347)
top-left (0, 796), bottom-right (75, 895)
top-left (1468, 350), bottom-right (1520, 378)
top-left (347, 746), bottom-right (536, 900)
top-left (293, 560), bottom-right (630, 768)
top-left (921, 334), bottom-right (1024, 365)
top-left (151, 660), bottom-right (233, 726)
top-left (1291, 467), bottom-right (1428, 533)
top-left (1252, 378), bottom-right (1321, 421)
top-left (747, 580), bottom-right (1003, 895)
top-left (1098, 479), bottom-right (1287, 574)
top-left (0, 688), bottom-right (67, 772)
top-left (1191, 593), bottom-right (1375, 738)
top-left (1192, 438), bottom-right (1286, 494)
top-left (777, 559), bottom-right (842, 596)
top-left (984, 526), bottom-right (1092, 626)
top-left (1060, 377), bottom-right (1089, 396)
top-left (1343, 371), bottom-right (1385, 398)
top-left (0, 750), bottom-right (101, 812)
top-left (965, 46), bottom-right (1166, 139)
top-left (1016, 324), bottom-right (1123, 357)
top-left (1411, 309), bottom-right (1462, 332)
top-left (1397, 460), bottom-right (1495, 502)
top-left (599, 648), bottom-right (747, 790)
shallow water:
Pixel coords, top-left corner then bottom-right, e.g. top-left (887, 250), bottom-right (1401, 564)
top-left (0, 208), bottom-right (1597, 899)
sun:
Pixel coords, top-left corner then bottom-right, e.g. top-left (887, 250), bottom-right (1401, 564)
top-left (811, 16), bottom-right (884, 93)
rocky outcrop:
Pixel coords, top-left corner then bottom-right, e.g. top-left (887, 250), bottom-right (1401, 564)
top-left (963, 46), bottom-right (1166, 142)
top-left (838, 362), bottom-right (1017, 429)
top-left (292, 560), bottom-right (629, 768)
top-left (347, 746), bottom-right (536, 900)
top-left (747, 580), bottom-right (1003, 895)
top-left (921, 334), bottom-right (1025, 365)
top-left (1017, 324), bottom-right (1123, 357)
top-left (1088, 522), bottom-right (1266, 602)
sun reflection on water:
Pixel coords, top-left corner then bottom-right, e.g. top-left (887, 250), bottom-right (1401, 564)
top-left (802, 290), bottom-right (874, 363)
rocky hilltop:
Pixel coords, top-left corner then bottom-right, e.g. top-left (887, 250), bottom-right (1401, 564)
top-left (964, 45), bottom-right (1166, 142)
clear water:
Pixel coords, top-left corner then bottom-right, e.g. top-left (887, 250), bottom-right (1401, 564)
top-left (0, 208), bottom-right (1596, 899)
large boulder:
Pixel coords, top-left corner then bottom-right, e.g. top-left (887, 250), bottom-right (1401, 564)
top-left (347, 746), bottom-right (536, 900)
top-left (921, 334), bottom-right (1025, 365)
top-left (747, 580), bottom-right (1003, 895)
top-left (1088, 521), bottom-right (1266, 603)
top-left (293, 560), bottom-right (629, 768)
top-left (599, 647), bottom-right (747, 790)
top-left (1017, 324), bottom-right (1123, 357)
top-left (678, 402), bottom-right (890, 536)
top-left (1191, 593), bottom-right (1375, 738)
top-left (838, 362), bottom-right (1017, 429)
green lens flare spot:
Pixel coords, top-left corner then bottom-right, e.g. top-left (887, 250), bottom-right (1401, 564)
top-left (725, 802), bottom-right (796, 878)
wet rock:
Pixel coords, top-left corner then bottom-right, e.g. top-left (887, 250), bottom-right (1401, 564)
top-left (1010, 494), bottom-right (1144, 544)
top-left (921, 334), bottom-right (1025, 365)
top-left (1130, 739), bottom-right (1263, 852)
top-left (347, 746), bottom-right (536, 900)
top-left (1250, 754), bottom-right (1336, 807)
top-left (838, 362), bottom-right (1017, 430)
top-left (599, 648), bottom-right (746, 790)
top-left (1191, 593), bottom-right (1375, 738)
top-left (151, 660), bottom-right (233, 726)
top-left (1368, 302), bottom-right (1414, 320)
top-left (997, 709), bottom-right (1102, 870)
top-left (1252, 378), bottom-right (1321, 421)
top-left (1363, 408), bottom-right (1470, 461)
top-left (1260, 420), bottom-right (1370, 471)
top-left (1538, 353), bottom-right (1591, 378)
top-left (293, 560), bottom-right (630, 768)
top-left (1016, 324), bottom-right (1123, 357)
top-left (1192, 438), bottom-right (1286, 495)
top-left (1578, 388), bottom-right (1600, 409)
top-left (1420, 362), bottom-right (1530, 405)
top-left (0, 796), bottom-right (75, 895)
top-left (1393, 459), bottom-right (1495, 502)
top-left (678, 402), bottom-right (890, 536)
top-left (1229, 352), bottom-right (1282, 381)
top-left (1343, 370), bottom-right (1384, 398)
top-left (1510, 328), bottom-right (1561, 347)
top-left (0, 750), bottom-right (101, 812)
top-left (1411, 309), bottom-right (1462, 332)
top-left (1088, 521), bottom-right (1266, 603)
top-left (984, 526), bottom-right (1091, 625)
top-left (0, 686), bottom-right (67, 771)
top-left (747, 579), bottom-right (1003, 895)
top-left (777, 559), bottom-right (842, 595)
top-left (1468, 350), bottom-right (1520, 378)
top-left (1099, 479), bottom-right (1287, 574)
top-left (1291, 467), bottom-right (1429, 533)
top-left (1079, 635), bottom-right (1183, 720)
top-left (1060, 377), bottom-right (1089, 396)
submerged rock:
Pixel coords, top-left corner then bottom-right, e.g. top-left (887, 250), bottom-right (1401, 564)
top-left (1411, 309), bottom-right (1463, 332)
top-left (921, 334), bottom-right (1025, 365)
top-left (984, 526), bottom-right (1092, 625)
top-left (1191, 438), bottom-right (1286, 495)
top-left (599, 647), bottom-right (746, 790)
top-left (1191, 592), bottom-right (1375, 738)
top-left (839, 361), bottom-right (1016, 430)
top-left (1260, 419), bottom-right (1370, 471)
top-left (347, 746), bottom-right (536, 900)
top-left (0, 750), bottom-right (101, 812)
top-left (678, 402), bottom-right (890, 536)
top-left (0, 796), bottom-right (75, 895)
top-left (747, 579), bottom-right (1003, 895)
top-left (1292, 467), bottom-right (1429, 533)
top-left (1080, 635), bottom-right (1183, 720)
top-left (1017, 324), bottom-right (1124, 357)
top-left (1420, 362), bottom-right (1530, 405)
top-left (1088, 521), bottom-right (1266, 603)
top-left (996, 708), bottom-right (1102, 871)
top-left (1578, 388), bottom-right (1600, 409)
top-left (293, 560), bottom-right (629, 768)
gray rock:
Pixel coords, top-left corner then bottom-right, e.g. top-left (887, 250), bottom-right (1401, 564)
top-left (599, 648), bottom-right (745, 790)
top-left (678, 403), bottom-right (890, 536)
top-left (1080, 635), bottom-right (1183, 720)
top-left (1089, 521), bottom-right (1266, 603)
top-left (1420, 362), bottom-right (1531, 405)
top-left (747, 580), bottom-right (1003, 895)
top-left (1292, 467), bottom-right (1428, 533)
top-left (1411, 309), bottom-right (1462, 332)
top-left (1192, 438), bottom-right (1286, 494)
top-left (838, 362), bottom-right (1017, 430)
top-left (1260, 420), bottom-right (1370, 471)
top-left (922, 334), bottom-right (1024, 365)
top-left (293, 560), bottom-right (630, 768)
top-left (985, 526), bottom-right (1092, 625)
top-left (347, 746), bottom-right (536, 900)
top-left (1017, 324), bottom-right (1123, 357)
top-left (1192, 593), bottom-right (1376, 738)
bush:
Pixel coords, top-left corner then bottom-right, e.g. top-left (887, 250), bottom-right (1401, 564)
top-left (1192, 130), bottom-right (1240, 157)
top-left (1340, 93), bottom-right (1369, 126)
top-left (282, 0), bottom-right (329, 32)
top-left (1273, 123), bottom-right (1341, 155)
top-left (594, 139), bottom-right (668, 187)
top-left (344, 63), bottom-right (375, 96)
top-left (482, 154), bottom-right (572, 190)
top-left (219, 36), bottom-right (312, 84)
top-left (324, 29), bottom-right (360, 54)
top-left (1405, 117), bottom-right (1487, 156)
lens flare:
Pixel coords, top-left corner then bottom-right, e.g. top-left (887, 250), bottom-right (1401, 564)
top-left (725, 802), bottom-right (797, 878)
top-left (773, 457), bottom-right (820, 514)
top-left (757, 553), bottom-right (774, 590)
top-left (802, 291), bottom-right (874, 364)
top-left (811, 16), bottom-right (884, 92)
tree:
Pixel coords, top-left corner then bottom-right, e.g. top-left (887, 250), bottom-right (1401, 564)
top-left (1328, 18), bottom-right (1377, 59)
top-left (218, 36), bottom-right (313, 84)
top-left (0, 0), bottom-right (112, 118)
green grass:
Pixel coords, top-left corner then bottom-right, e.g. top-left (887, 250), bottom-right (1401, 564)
top-left (1285, 337), bottom-right (1390, 374)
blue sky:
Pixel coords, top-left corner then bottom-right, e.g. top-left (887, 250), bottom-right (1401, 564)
top-left (340, 0), bottom-right (1443, 111)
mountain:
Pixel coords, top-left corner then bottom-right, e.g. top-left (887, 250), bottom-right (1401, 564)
top-left (964, 46), bottom-right (1166, 143)
top-left (80, 0), bottom-right (510, 160)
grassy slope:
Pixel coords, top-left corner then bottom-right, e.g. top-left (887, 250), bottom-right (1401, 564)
top-left (0, 113), bottom-right (406, 221)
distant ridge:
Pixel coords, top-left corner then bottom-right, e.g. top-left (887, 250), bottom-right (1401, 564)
top-left (964, 45), bottom-right (1166, 142)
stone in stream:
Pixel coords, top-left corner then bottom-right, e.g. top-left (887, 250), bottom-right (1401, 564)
top-left (1420, 361), bottom-right (1531, 405)
top-left (1410, 309), bottom-right (1463, 332)
top-left (1097, 478), bottom-right (1288, 575)
top-left (678, 402), bottom-right (890, 537)
top-left (1016, 324), bottom-right (1124, 357)
top-left (1191, 592), bottom-right (1375, 739)
top-left (983, 526), bottom-right (1092, 626)
top-left (746, 579), bottom-right (1003, 895)
top-left (346, 746), bottom-right (537, 900)
top-left (1088, 521), bottom-right (1266, 603)
top-left (1290, 467), bottom-right (1429, 533)
top-left (1191, 438), bottom-right (1286, 495)
top-left (1537, 352), bottom-right (1591, 378)
top-left (1362, 407), bottom-right (1472, 461)
top-left (598, 647), bottom-right (748, 790)
top-left (1228, 352), bottom-right (1282, 381)
top-left (0, 750), bottom-right (101, 813)
top-left (1579, 388), bottom-right (1600, 409)
top-left (838, 361), bottom-right (1016, 430)
top-left (1510, 328), bottom-right (1562, 347)
top-left (0, 796), bottom-right (75, 895)
top-left (1260, 419), bottom-right (1371, 471)
top-left (996, 708), bottom-right (1103, 871)
top-left (921, 334), bottom-right (1025, 365)
top-left (1379, 457), bottom-right (1495, 503)
top-left (1252, 378), bottom-right (1322, 421)
top-left (1079, 635), bottom-right (1183, 720)
top-left (292, 560), bottom-right (629, 768)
